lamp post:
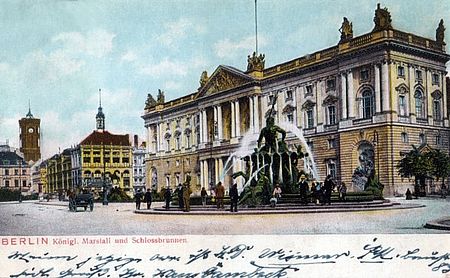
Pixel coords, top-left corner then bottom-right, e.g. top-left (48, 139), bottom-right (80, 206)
top-left (373, 130), bottom-right (379, 181)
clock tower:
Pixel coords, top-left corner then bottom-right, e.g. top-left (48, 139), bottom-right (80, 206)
top-left (19, 104), bottom-right (41, 162)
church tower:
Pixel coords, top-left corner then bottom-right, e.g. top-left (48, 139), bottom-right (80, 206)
top-left (19, 102), bottom-right (41, 162)
top-left (96, 89), bottom-right (105, 131)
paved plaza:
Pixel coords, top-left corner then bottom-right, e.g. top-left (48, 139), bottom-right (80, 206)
top-left (0, 197), bottom-right (449, 235)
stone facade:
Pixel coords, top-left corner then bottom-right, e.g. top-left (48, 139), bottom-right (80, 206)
top-left (142, 5), bottom-right (449, 196)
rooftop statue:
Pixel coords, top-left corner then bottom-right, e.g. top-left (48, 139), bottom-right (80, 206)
top-left (199, 71), bottom-right (209, 87)
top-left (247, 51), bottom-right (265, 72)
top-left (436, 19), bottom-right (445, 45)
top-left (145, 93), bottom-right (157, 109)
top-left (372, 3), bottom-right (392, 32)
top-left (339, 17), bottom-right (353, 42)
top-left (157, 89), bottom-right (165, 104)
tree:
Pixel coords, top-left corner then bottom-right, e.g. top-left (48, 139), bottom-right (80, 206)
top-left (396, 145), bottom-right (433, 197)
top-left (429, 148), bottom-right (450, 191)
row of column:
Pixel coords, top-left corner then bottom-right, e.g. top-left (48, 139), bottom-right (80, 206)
top-left (230, 100), bottom-right (240, 138)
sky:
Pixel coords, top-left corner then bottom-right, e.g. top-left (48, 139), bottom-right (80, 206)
top-left (0, 0), bottom-right (449, 159)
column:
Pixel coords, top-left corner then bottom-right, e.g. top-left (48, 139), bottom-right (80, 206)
top-left (381, 62), bottom-right (390, 112)
top-left (203, 160), bottom-right (209, 189)
top-left (214, 158), bottom-right (219, 184)
top-left (316, 80), bottom-right (324, 125)
top-left (235, 100), bottom-right (241, 137)
top-left (231, 101), bottom-right (236, 138)
top-left (374, 64), bottom-right (381, 113)
top-left (443, 73), bottom-right (448, 122)
top-left (217, 105), bottom-right (223, 140)
top-left (213, 106), bottom-right (218, 140)
top-left (341, 73), bottom-right (347, 119)
top-left (148, 125), bottom-right (154, 153)
top-left (426, 69), bottom-right (432, 118)
top-left (249, 96), bottom-right (254, 133)
top-left (158, 123), bottom-right (163, 152)
top-left (202, 110), bottom-right (208, 143)
top-left (409, 66), bottom-right (415, 119)
top-left (348, 71), bottom-right (355, 118)
top-left (254, 96), bottom-right (260, 131)
top-left (199, 111), bottom-right (203, 144)
top-left (200, 160), bottom-right (204, 189)
top-left (218, 157), bottom-right (224, 182)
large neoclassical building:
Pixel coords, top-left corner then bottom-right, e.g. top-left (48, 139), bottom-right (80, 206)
top-left (142, 5), bottom-right (449, 196)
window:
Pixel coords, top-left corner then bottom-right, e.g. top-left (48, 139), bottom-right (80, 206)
top-left (5, 180), bottom-right (9, 187)
top-left (415, 90), bottom-right (425, 118)
top-left (122, 157), bottom-right (129, 163)
top-left (186, 134), bottom-right (191, 148)
top-left (328, 106), bottom-right (336, 125)
top-left (327, 161), bottom-right (336, 178)
top-left (104, 157), bottom-right (110, 163)
top-left (305, 85), bottom-right (313, 96)
top-left (285, 90), bottom-right (293, 101)
top-left (175, 136), bottom-right (181, 150)
top-left (287, 112), bottom-right (294, 123)
top-left (165, 176), bottom-right (170, 188)
top-left (22, 180), bottom-right (26, 187)
top-left (15, 180), bottom-right (19, 187)
top-left (113, 157), bottom-right (120, 163)
top-left (328, 138), bottom-right (336, 149)
top-left (14, 169), bottom-right (18, 175)
top-left (401, 132), bottom-right (408, 143)
top-left (419, 133), bottom-right (426, 145)
top-left (415, 69), bottom-right (422, 81)
top-left (360, 69), bottom-right (369, 81)
top-left (4, 169), bottom-right (8, 176)
top-left (326, 78), bottom-right (336, 90)
top-left (166, 139), bottom-right (170, 151)
top-left (398, 95), bottom-right (407, 116)
top-left (307, 141), bottom-right (314, 151)
top-left (306, 109), bottom-right (314, 128)
top-left (362, 90), bottom-right (374, 119)
top-left (433, 99), bottom-right (442, 120)
top-left (268, 95), bottom-right (274, 105)
top-left (432, 73), bottom-right (440, 85)
top-left (397, 66), bottom-right (405, 78)
top-left (436, 135), bottom-right (443, 145)
top-left (93, 157), bottom-right (100, 163)
top-left (196, 130), bottom-right (200, 146)
top-left (83, 157), bottom-right (90, 163)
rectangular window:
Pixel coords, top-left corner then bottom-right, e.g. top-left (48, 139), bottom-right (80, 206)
top-left (415, 70), bottom-right (422, 81)
top-left (285, 90), bottom-right (293, 101)
top-left (186, 134), bottom-right (191, 148)
top-left (432, 73), bottom-right (440, 85)
top-left (305, 85), bottom-right (313, 96)
top-left (14, 169), bottom-right (18, 175)
top-left (5, 180), bottom-right (9, 187)
top-left (360, 70), bottom-right (369, 81)
top-left (113, 157), bottom-right (120, 163)
top-left (328, 106), bottom-right (336, 125)
top-left (433, 100), bottom-right (441, 120)
top-left (399, 95), bottom-right (406, 116)
top-left (307, 142), bottom-right (314, 151)
top-left (268, 95), bottom-right (274, 105)
top-left (327, 162), bottom-right (336, 178)
top-left (287, 113), bottom-right (294, 123)
top-left (326, 79), bottom-right (336, 90)
top-left (22, 180), bottom-right (26, 187)
top-left (83, 157), bottom-right (90, 163)
top-left (401, 132), bottom-right (408, 143)
top-left (397, 66), bottom-right (405, 78)
top-left (328, 139), bottom-right (336, 149)
top-left (93, 157), bottom-right (101, 163)
top-left (15, 180), bottom-right (19, 187)
top-left (122, 157), bottom-right (129, 164)
top-left (436, 135), bottom-right (443, 145)
top-left (306, 110), bottom-right (314, 128)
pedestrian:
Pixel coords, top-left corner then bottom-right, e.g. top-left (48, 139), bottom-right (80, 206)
top-left (441, 185), bottom-right (447, 199)
top-left (229, 183), bottom-right (239, 212)
top-left (339, 182), bottom-right (347, 201)
top-left (201, 186), bottom-right (208, 206)
top-left (135, 190), bottom-right (142, 210)
top-left (176, 183), bottom-right (184, 209)
top-left (298, 174), bottom-right (309, 205)
top-left (313, 181), bottom-right (322, 205)
top-left (164, 187), bottom-right (172, 210)
top-left (182, 176), bottom-right (192, 212)
top-left (323, 175), bottom-right (334, 205)
top-left (215, 181), bottom-right (225, 209)
top-left (271, 182), bottom-right (282, 207)
top-left (144, 188), bottom-right (152, 209)
top-left (405, 188), bottom-right (413, 200)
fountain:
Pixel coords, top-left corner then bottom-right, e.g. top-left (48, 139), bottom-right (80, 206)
top-left (229, 93), bottom-right (318, 206)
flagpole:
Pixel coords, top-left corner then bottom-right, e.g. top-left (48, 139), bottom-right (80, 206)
top-left (255, 0), bottom-right (258, 55)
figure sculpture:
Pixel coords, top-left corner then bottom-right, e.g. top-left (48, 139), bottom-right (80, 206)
top-left (372, 3), bottom-right (392, 32)
top-left (436, 19), bottom-right (445, 45)
top-left (339, 17), bottom-right (353, 42)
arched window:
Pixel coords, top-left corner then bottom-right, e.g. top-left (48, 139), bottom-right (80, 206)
top-left (362, 90), bottom-right (374, 119)
top-left (415, 90), bottom-right (425, 118)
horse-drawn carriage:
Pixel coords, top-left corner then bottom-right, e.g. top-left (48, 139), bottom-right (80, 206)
top-left (69, 193), bottom-right (94, 212)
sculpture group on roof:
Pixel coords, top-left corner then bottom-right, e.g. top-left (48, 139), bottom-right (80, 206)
top-left (145, 89), bottom-right (166, 109)
top-left (246, 51), bottom-right (265, 72)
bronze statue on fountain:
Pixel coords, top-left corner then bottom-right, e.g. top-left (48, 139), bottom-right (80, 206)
top-left (233, 93), bottom-right (308, 206)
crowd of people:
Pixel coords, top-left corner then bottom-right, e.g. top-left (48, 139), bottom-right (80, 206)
top-left (134, 174), bottom-right (348, 212)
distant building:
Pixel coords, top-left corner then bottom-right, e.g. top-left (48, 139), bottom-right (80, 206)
top-left (143, 5), bottom-right (450, 196)
top-left (46, 149), bottom-right (73, 198)
top-left (19, 104), bottom-right (41, 163)
top-left (131, 135), bottom-right (146, 193)
top-left (0, 144), bottom-right (31, 193)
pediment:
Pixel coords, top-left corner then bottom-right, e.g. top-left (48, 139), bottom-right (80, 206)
top-left (197, 66), bottom-right (253, 97)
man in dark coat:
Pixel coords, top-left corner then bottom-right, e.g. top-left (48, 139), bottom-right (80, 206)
top-left (164, 187), bottom-right (172, 210)
top-left (229, 183), bottom-right (239, 212)
top-left (176, 184), bottom-right (184, 209)
top-left (144, 188), bottom-right (152, 209)
top-left (215, 181), bottom-right (225, 209)
top-left (323, 175), bottom-right (335, 205)
top-left (182, 176), bottom-right (192, 212)
top-left (298, 174), bottom-right (309, 204)
top-left (135, 190), bottom-right (142, 210)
